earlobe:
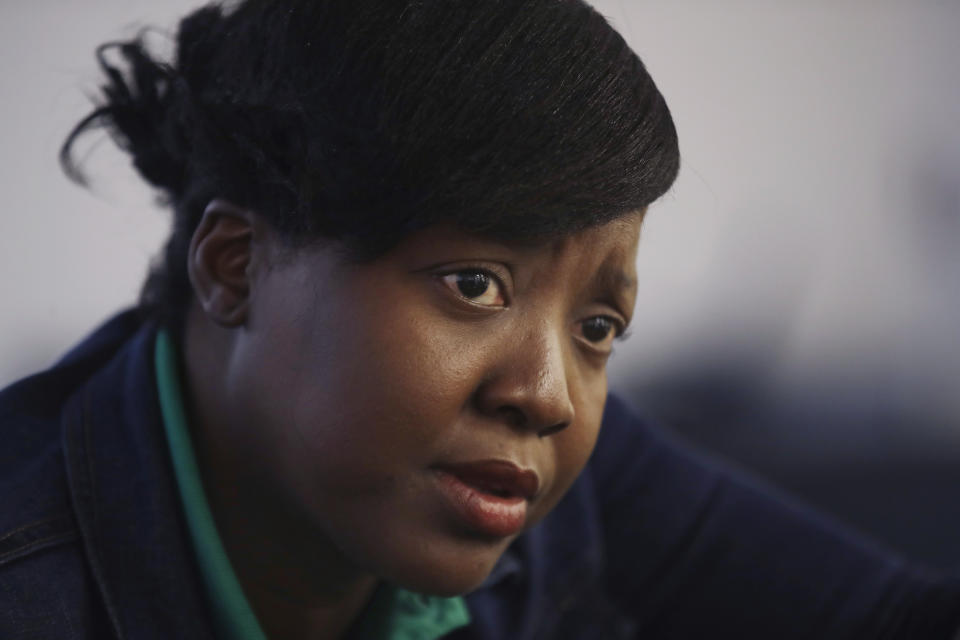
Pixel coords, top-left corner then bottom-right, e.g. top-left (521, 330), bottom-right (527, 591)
top-left (187, 199), bottom-right (257, 327)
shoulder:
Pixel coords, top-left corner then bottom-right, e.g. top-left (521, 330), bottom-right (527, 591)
top-left (583, 393), bottom-right (960, 639)
top-left (0, 311), bottom-right (143, 639)
top-left (0, 534), bottom-right (111, 637)
top-left (0, 376), bottom-right (108, 638)
top-left (0, 372), bottom-right (82, 572)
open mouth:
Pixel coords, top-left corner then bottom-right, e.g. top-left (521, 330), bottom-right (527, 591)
top-left (456, 474), bottom-right (523, 499)
top-left (434, 460), bottom-right (539, 500)
top-left (431, 460), bottom-right (540, 538)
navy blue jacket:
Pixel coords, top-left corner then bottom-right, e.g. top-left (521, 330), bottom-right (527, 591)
top-left (2, 311), bottom-right (959, 639)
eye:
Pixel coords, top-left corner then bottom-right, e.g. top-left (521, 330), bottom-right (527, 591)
top-left (577, 315), bottom-right (623, 350)
top-left (440, 269), bottom-right (505, 307)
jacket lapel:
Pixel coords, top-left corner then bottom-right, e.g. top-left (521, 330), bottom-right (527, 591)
top-left (62, 320), bottom-right (216, 639)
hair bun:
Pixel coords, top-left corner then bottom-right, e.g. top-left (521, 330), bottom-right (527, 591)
top-left (61, 34), bottom-right (191, 197)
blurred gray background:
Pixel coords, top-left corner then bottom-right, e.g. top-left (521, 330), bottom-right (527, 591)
top-left (2, 2), bottom-right (958, 567)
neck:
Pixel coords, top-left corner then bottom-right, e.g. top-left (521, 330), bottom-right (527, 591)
top-left (180, 305), bottom-right (378, 639)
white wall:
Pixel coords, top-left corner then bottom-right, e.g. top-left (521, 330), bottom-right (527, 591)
top-left (0, 0), bottom-right (198, 382)
top-left (2, 2), bottom-right (959, 438)
top-left (594, 2), bottom-right (960, 433)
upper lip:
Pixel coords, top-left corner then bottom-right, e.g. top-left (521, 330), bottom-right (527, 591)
top-left (434, 459), bottom-right (540, 500)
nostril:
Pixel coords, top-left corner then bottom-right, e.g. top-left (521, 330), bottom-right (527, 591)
top-left (538, 421), bottom-right (569, 438)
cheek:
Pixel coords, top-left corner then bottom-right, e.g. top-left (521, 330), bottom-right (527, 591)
top-left (258, 288), bottom-right (486, 491)
top-left (557, 409), bottom-right (603, 489)
top-left (528, 375), bottom-right (608, 523)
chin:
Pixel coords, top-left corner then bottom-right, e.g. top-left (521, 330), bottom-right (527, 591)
top-left (388, 557), bottom-right (498, 597)
top-left (365, 531), bottom-right (513, 597)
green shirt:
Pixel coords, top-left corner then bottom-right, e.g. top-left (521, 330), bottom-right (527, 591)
top-left (154, 330), bottom-right (470, 640)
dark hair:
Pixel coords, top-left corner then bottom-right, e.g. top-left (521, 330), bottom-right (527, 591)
top-left (62, 0), bottom-right (679, 329)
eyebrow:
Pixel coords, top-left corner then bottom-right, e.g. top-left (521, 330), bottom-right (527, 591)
top-left (588, 262), bottom-right (637, 321)
top-left (592, 263), bottom-right (637, 294)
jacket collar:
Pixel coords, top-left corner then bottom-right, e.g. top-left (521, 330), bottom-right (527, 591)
top-left (60, 314), bottom-right (217, 639)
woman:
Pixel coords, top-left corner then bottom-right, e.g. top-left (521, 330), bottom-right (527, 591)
top-left (1, 0), bottom-right (958, 638)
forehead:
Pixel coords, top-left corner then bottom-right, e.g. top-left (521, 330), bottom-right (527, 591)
top-left (543, 212), bottom-right (644, 282)
top-left (391, 212), bottom-right (643, 274)
top-left (550, 213), bottom-right (643, 260)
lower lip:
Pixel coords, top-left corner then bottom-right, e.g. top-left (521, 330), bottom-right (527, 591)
top-left (433, 470), bottom-right (528, 538)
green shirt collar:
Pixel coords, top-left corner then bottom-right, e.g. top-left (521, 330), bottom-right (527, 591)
top-left (154, 329), bottom-right (470, 640)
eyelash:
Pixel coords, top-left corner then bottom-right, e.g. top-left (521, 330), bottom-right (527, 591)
top-left (437, 267), bottom-right (630, 349)
top-left (438, 267), bottom-right (507, 307)
top-left (579, 315), bottom-right (627, 347)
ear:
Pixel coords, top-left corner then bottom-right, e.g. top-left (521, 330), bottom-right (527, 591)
top-left (187, 199), bottom-right (259, 327)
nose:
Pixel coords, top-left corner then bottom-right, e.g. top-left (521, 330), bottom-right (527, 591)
top-left (473, 325), bottom-right (576, 437)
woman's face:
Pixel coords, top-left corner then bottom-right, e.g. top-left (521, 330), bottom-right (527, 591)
top-left (223, 213), bottom-right (642, 595)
